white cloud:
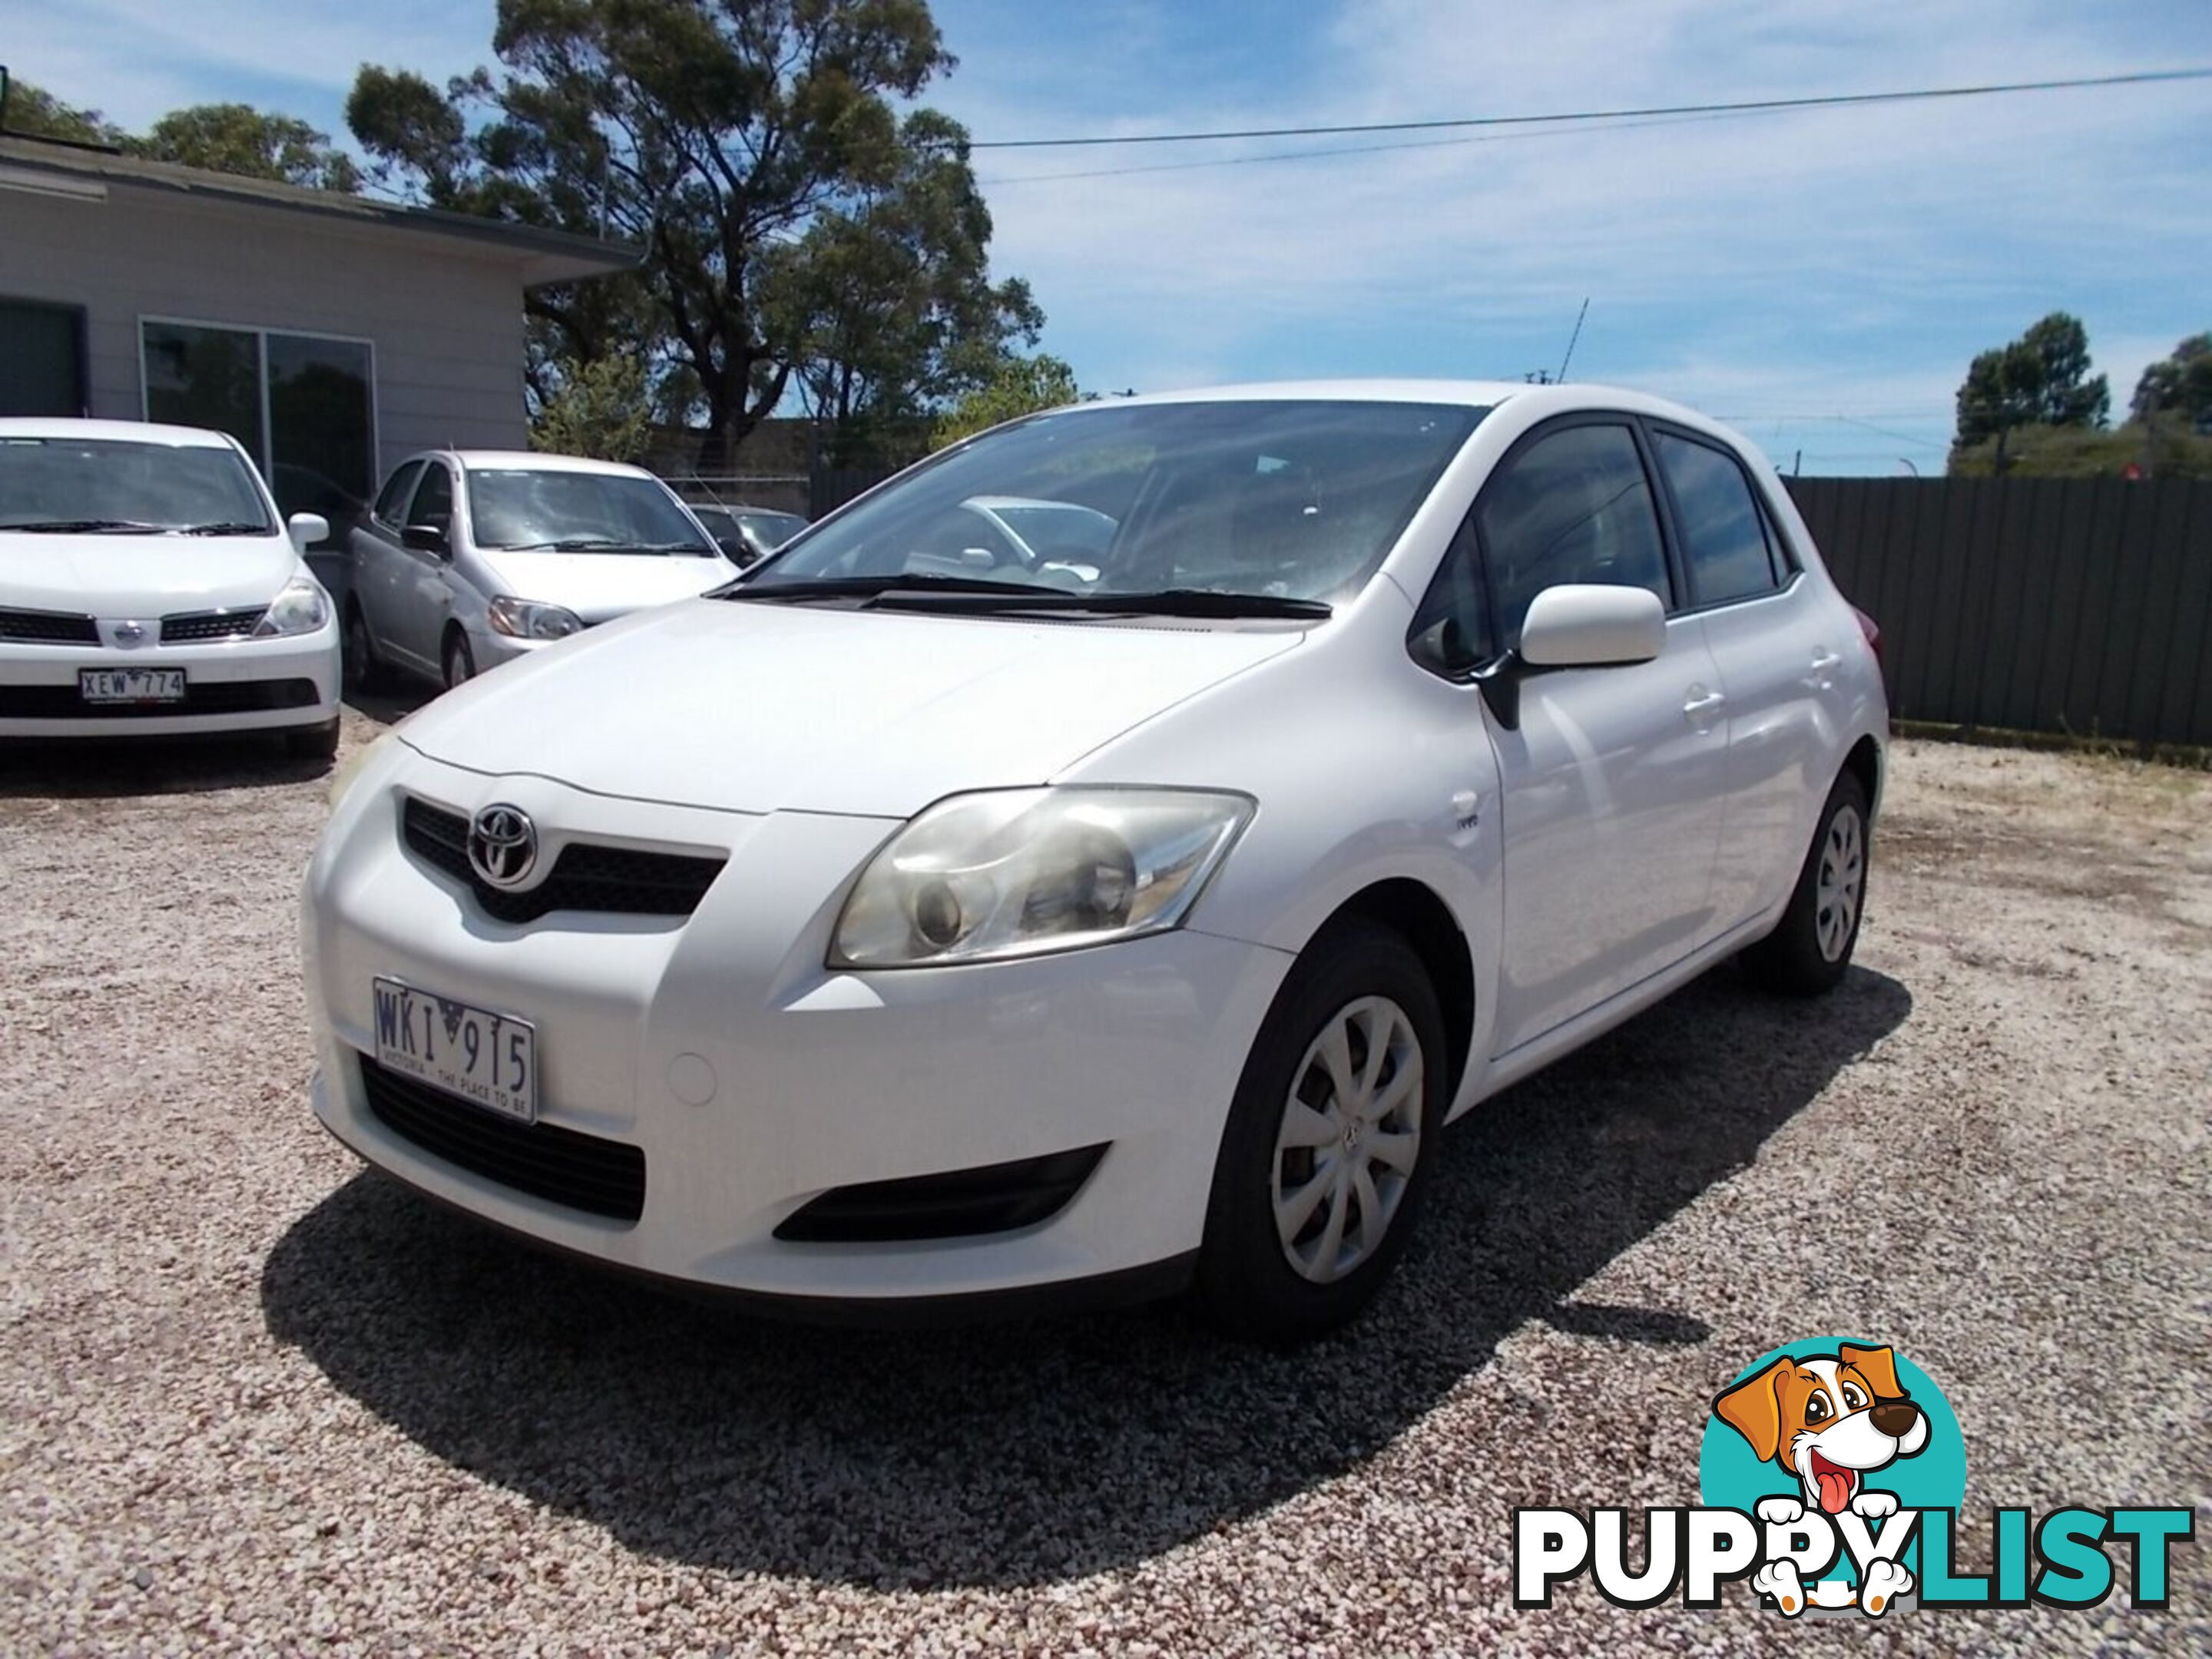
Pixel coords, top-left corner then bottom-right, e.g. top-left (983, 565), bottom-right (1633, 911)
top-left (935, 0), bottom-right (2212, 469)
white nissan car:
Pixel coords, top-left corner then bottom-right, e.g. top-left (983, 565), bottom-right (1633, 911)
top-left (0, 419), bottom-right (339, 756)
top-left (303, 382), bottom-right (1886, 1340)
top-left (342, 450), bottom-right (736, 691)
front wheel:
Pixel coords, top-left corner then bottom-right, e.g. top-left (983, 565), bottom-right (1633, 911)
top-left (1743, 771), bottom-right (1870, 995)
top-left (441, 629), bottom-right (477, 690)
top-left (1194, 919), bottom-right (1445, 1343)
top-left (340, 600), bottom-right (382, 691)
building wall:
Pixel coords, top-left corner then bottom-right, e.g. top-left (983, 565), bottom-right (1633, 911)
top-left (0, 184), bottom-right (531, 467)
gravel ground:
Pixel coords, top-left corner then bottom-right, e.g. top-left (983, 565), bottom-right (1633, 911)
top-left (2, 719), bottom-right (2206, 1655)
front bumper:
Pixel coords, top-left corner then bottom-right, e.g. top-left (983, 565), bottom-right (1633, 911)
top-left (0, 618), bottom-right (339, 737)
top-left (303, 749), bottom-right (1292, 1307)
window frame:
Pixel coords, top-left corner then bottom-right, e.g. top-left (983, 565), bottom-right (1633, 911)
top-left (1407, 410), bottom-right (1680, 682)
top-left (136, 314), bottom-right (380, 512)
top-left (1, 296), bottom-right (91, 418)
top-left (1641, 418), bottom-right (1804, 612)
top-left (406, 459), bottom-right (456, 534)
top-left (371, 459), bottom-right (426, 529)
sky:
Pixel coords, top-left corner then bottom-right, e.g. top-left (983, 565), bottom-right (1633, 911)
top-left (8, 0), bottom-right (2210, 475)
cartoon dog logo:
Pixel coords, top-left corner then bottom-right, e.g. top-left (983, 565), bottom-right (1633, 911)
top-left (1714, 1342), bottom-right (1929, 1614)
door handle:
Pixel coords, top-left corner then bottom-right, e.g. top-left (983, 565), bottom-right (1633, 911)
top-left (1682, 690), bottom-right (1727, 720)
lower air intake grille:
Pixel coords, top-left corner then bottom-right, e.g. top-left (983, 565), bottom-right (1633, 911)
top-left (359, 1056), bottom-right (645, 1223)
top-left (774, 1145), bottom-right (1109, 1242)
top-left (401, 797), bottom-right (727, 925)
top-left (0, 678), bottom-right (319, 718)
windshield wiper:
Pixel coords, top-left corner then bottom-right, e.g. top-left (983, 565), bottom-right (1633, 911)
top-left (1008, 588), bottom-right (1333, 620)
top-left (715, 574), bottom-right (1331, 618)
top-left (181, 521), bottom-right (274, 536)
top-left (5, 518), bottom-right (171, 535)
top-left (715, 573), bottom-right (1060, 603)
top-left (494, 536), bottom-right (625, 551)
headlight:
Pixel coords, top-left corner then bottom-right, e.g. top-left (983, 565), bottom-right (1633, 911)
top-left (487, 597), bottom-right (584, 640)
top-left (830, 787), bottom-right (1253, 969)
top-left (252, 575), bottom-right (329, 637)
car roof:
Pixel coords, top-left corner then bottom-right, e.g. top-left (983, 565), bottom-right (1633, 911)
top-left (1045, 378), bottom-right (1739, 439)
top-left (438, 450), bottom-right (657, 478)
top-left (0, 416), bottom-right (240, 448)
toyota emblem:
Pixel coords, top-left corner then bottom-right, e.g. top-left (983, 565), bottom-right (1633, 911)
top-left (467, 803), bottom-right (538, 889)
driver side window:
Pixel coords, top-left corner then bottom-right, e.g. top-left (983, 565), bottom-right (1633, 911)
top-left (1479, 422), bottom-right (1671, 649)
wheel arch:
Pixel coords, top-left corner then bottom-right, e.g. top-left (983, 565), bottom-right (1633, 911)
top-left (1842, 732), bottom-right (1883, 817)
top-left (1309, 878), bottom-right (1475, 1101)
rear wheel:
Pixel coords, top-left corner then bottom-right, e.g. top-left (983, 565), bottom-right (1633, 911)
top-left (1195, 919), bottom-right (1445, 1343)
top-left (1743, 771), bottom-right (1870, 995)
top-left (441, 628), bottom-right (476, 690)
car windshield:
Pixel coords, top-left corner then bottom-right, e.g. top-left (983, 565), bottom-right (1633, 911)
top-left (0, 436), bottom-right (274, 534)
top-left (747, 399), bottom-right (1486, 604)
top-left (466, 469), bottom-right (720, 555)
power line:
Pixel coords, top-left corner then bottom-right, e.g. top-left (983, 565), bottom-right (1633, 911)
top-left (980, 108), bottom-right (1760, 187)
top-left (962, 66), bottom-right (2212, 151)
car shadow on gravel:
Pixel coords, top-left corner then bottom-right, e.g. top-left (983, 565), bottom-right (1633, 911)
top-left (0, 736), bottom-right (333, 798)
top-left (261, 965), bottom-right (1910, 1589)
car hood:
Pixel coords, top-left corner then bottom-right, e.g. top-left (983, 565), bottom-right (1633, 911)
top-left (476, 549), bottom-right (737, 622)
top-left (0, 531), bottom-right (299, 615)
top-left (397, 598), bottom-right (1306, 816)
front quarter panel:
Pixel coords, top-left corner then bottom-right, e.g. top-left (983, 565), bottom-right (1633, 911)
top-left (1058, 594), bottom-right (1506, 1115)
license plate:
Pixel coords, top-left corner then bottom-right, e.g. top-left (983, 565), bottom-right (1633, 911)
top-left (81, 667), bottom-right (186, 704)
top-left (372, 977), bottom-right (537, 1123)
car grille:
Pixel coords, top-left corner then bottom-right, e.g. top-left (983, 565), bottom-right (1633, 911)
top-left (0, 606), bottom-right (98, 644)
top-left (400, 798), bottom-right (728, 926)
top-left (161, 608), bottom-right (267, 642)
top-left (359, 1056), bottom-right (645, 1223)
top-left (0, 678), bottom-right (320, 718)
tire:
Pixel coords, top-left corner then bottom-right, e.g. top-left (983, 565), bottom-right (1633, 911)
top-left (442, 628), bottom-right (476, 690)
top-left (1194, 918), bottom-right (1446, 1343)
top-left (340, 600), bottom-right (383, 692)
top-left (285, 718), bottom-right (342, 763)
top-left (1743, 770), bottom-right (1871, 996)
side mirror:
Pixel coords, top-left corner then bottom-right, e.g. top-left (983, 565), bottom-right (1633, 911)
top-left (286, 512), bottom-right (330, 551)
top-left (402, 522), bottom-right (449, 556)
top-left (1475, 585), bottom-right (1667, 730)
top-left (1518, 584), bottom-right (1666, 668)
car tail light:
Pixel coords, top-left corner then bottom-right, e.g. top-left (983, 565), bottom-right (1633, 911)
top-left (1850, 604), bottom-right (1881, 664)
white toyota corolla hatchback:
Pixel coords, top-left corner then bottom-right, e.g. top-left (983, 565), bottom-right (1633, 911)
top-left (1, 419), bottom-right (340, 755)
top-left (303, 382), bottom-right (1886, 1339)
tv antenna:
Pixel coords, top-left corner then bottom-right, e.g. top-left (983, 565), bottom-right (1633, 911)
top-left (1557, 297), bottom-right (1590, 382)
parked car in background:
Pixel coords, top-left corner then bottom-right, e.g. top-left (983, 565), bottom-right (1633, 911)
top-left (687, 502), bottom-right (810, 567)
top-left (304, 381), bottom-right (1886, 1341)
top-left (0, 418), bottom-right (340, 757)
top-left (342, 452), bottom-right (737, 691)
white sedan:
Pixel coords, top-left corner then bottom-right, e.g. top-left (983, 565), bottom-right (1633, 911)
top-left (0, 419), bottom-right (339, 755)
top-left (342, 450), bottom-right (737, 691)
top-left (303, 381), bottom-right (1886, 1340)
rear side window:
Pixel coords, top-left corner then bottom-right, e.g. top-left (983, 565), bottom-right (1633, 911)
top-left (373, 460), bottom-right (422, 525)
top-left (1478, 422), bottom-right (1671, 647)
top-left (1654, 432), bottom-right (1780, 604)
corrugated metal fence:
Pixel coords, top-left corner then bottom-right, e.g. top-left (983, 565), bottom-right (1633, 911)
top-left (1783, 477), bottom-right (2212, 747)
